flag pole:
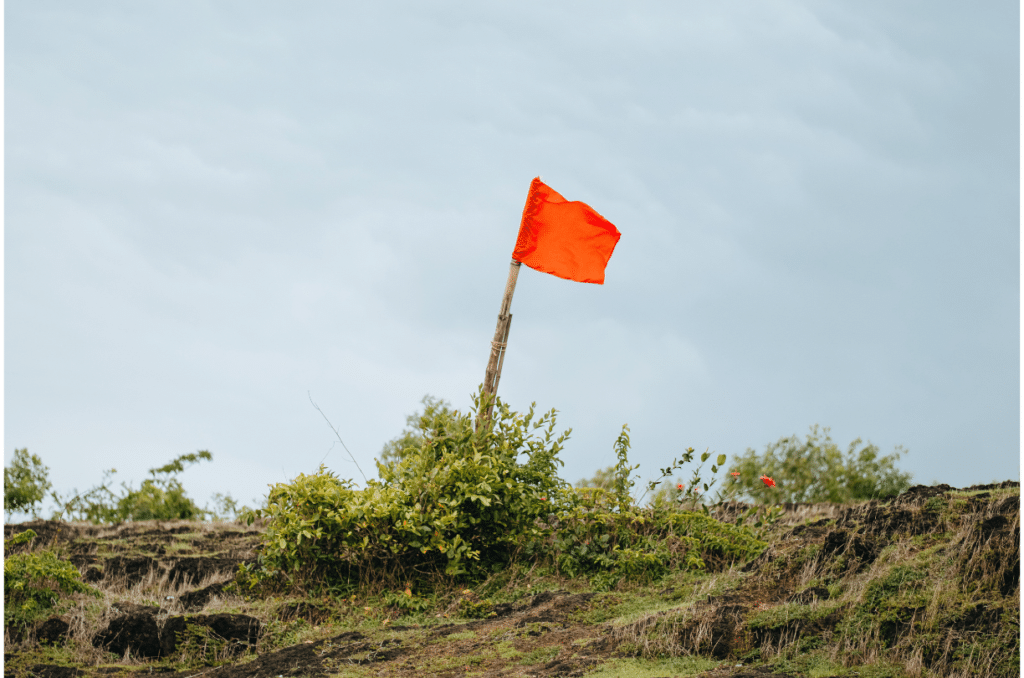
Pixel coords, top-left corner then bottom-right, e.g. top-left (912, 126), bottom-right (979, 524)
top-left (477, 259), bottom-right (522, 430)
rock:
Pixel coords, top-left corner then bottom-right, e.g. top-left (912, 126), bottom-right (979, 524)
top-left (101, 556), bottom-right (158, 587)
top-left (179, 582), bottom-right (229, 612)
top-left (160, 613), bottom-right (262, 657)
top-left (92, 608), bottom-right (161, 658)
top-left (276, 602), bottom-right (331, 624)
top-left (35, 617), bottom-right (70, 645)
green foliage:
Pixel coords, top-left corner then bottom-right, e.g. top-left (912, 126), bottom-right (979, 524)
top-left (644, 449), bottom-right (732, 513)
top-left (52, 451), bottom-right (215, 523)
top-left (378, 394), bottom-right (453, 467)
top-left (249, 389), bottom-right (572, 585)
top-left (5, 448), bottom-right (52, 517)
top-left (383, 587), bottom-right (431, 613)
top-left (729, 425), bottom-right (913, 504)
top-left (248, 390), bottom-right (768, 594)
top-left (4, 530), bottom-right (98, 631)
top-left (457, 591), bottom-right (496, 618)
top-left (576, 465), bottom-right (616, 491)
top-left (610, 426), bottom-right (640, 512)
top-left (207, 492), bottom-right (253, 522)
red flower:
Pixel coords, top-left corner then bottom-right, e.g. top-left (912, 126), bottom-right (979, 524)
top-left (540, 497), bottom-right (547, 501)
top-left (677, 483), bottom-right (684, 490)
top-left (730, 472), bottom-right (740, 477)
top-left (760, 475), bottom-right (776, 488)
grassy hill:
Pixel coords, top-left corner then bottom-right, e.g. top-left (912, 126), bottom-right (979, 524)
top-left (3, 481), bottom-right (1018, 678)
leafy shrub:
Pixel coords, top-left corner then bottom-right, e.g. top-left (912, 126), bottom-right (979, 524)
top-left (247, 389), bottom-right (769, 594)
top-left (5, 449), bottom-right (52, 518)
top-left (576, 466), bottom-right (617, 491)
top-left (378, 394), bottom-right (453, 467)
top-left (383, 587), bottom-right (431, 614)
top-left (52, 451), bottom-right (221, 523)
top-left (207, 492), bottom-right (254, 522)
top-left (4, 529), bottom-right (98, 631)
top-left (644, 449), bottom-right (731, 511)
top-left (729, 425), bottom-right (913, 504)
top-left (248, 390), bottom-right (570, 586)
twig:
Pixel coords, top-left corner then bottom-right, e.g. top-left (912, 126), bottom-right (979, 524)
top-left (308, 392), bottom-right (368, 484)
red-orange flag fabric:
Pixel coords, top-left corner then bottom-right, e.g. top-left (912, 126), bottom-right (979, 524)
top-left (513, 177), bottom-right (621, 284)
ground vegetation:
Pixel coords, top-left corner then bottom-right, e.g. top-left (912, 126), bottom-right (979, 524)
top-left (3, 394), bottom-right (1017, 678)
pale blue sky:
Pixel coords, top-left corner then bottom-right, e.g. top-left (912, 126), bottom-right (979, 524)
top-left (4, 1), bottom-right (1019, 517)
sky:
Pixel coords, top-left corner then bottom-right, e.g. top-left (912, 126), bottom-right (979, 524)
top-left (4, 1), bottom-right (1020, 519)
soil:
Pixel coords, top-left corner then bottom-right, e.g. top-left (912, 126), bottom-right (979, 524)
top-left (3, 481), bottom-right (1019, 678)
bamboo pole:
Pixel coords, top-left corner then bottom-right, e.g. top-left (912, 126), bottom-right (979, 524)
top-left (477, 260), bottom-right (522, 429)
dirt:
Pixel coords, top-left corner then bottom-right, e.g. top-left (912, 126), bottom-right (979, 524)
top-left (4, 482), bottom-right (1019, 678)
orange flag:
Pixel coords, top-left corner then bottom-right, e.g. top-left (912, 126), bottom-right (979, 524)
top-left (512, 178), bottom-right (621, 284)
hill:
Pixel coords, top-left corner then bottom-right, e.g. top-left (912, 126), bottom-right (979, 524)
top-left (3, 481), bottom-right (1018, 678)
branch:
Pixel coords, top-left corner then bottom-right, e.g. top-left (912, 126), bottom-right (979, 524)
top-left (308, 392), bottom-right (368, 484)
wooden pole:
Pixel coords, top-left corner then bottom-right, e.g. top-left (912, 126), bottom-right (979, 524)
top-left (477, 260), bottom-right (522, 430)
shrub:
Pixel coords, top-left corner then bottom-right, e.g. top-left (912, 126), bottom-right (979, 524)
top-left (247, 389), bottom-right (768, 593)
top-left (248, 390), bottom-right (570, 586)
top-left (5, 448), bottom-right (52, 518)
top-left (4, 529), bottom-right (98, 632)
top-left (52, 451), bottom-right (216, 523)
top-left (729, 425), bottom-right (913, 504)
top-left (576, 466), bottom-right (616, 491)
top-left (378, 394), bottom-right (453, 467)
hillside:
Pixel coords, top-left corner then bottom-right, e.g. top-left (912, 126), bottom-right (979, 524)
top-left (3, 481), bottom-right (1019, 678)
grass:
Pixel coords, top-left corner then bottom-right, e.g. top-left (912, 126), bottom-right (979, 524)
top-left (516, 645), bottom-right (560, 664)
top-left (583, 656), bottom-right (721, 677)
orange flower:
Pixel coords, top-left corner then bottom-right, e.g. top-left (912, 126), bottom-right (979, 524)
top-left (730, 472), bottom-right (740, 477)
top-left (540, 497), bottom-right (547, 501)
top-left (677, 483), bottom-right (684, 490)
top-left (760, 475), bottom-right (776, 488)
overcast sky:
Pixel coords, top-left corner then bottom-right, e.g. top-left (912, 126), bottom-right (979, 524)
top-left (4, 1), bottom-right (1019, 518)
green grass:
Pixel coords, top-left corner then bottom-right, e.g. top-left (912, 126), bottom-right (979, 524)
top-left (582, 656), bottom-right (720, 677)
top-left (494, 641), bottom-right (523, 660)
top-left (516, 646), bottom-right (560, 664)
top-left (602, 596), bottom-right (692, 627)
top-left (746, 599), bottom-right (844, 630)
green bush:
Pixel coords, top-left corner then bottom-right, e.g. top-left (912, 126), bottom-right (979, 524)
top-left (729, 425), bottom-right (913, 504)
top-left (53, 451), bottom-right (217, 523)
top-left (4, 529), bottom-right (98, 631)
top-left (249, 390), bottom-right (570, 585)
top-left (247, 389), bottom-right (768, 593)
top-left (378, 394), bottom-right (453, 467)
top-left (5, 448), bottom-right (52, 518)
top-left (576, 466), bottom-right (617, 491)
